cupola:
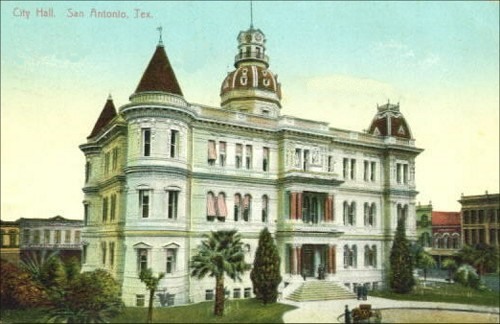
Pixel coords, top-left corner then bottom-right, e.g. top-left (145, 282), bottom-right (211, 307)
top-left (367, 101), bottom-right (413, 139)
top-left (220, 26), bottom-right (281, 118)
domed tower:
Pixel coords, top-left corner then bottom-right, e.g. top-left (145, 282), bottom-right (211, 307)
top-left (220, 26), bottom-right (282, 117)
top-left (367, 101), bottom-right (413, 139)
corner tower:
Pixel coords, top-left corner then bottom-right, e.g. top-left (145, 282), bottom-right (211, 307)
top-left (367, 101), bottom-right (413, 139)
top-left (220, 26), bottom-right (281, 117)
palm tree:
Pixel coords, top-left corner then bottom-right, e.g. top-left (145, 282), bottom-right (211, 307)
top-left (457, 244), bottom-right (499, 277)
top-left (442, 258), bottom-right (457, 281)
top-left (416, 251), bottom-right (436, 282)
top-left (190, 230), bottom-right (251, 316)
top-left (139, 268), bottom-right (165, 324)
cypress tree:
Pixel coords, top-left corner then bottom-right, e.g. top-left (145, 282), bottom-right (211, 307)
top-left (250, 227), bottom-right (282, 304)
top-left (389, 218), bottom-right (415, 293)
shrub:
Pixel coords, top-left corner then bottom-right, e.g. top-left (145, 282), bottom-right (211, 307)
top-left (453, 264), bottom-right (480, 289)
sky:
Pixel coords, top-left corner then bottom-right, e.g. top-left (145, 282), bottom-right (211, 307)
top-left (1, 1), bottom-right (499, 221)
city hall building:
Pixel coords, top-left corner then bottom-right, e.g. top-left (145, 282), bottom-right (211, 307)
top-left (80, 25), bottom-right (423, 306)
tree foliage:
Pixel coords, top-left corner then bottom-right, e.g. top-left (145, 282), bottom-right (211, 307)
top-left (190, 230), bottom-right (251, 316)
top-left (457, 243), bottom-right (499, 276)
top-left (415, 251), bottom-right (436, 282)
top-left (389, 219), bottom-right (415, 293)
top-left (139, 268), bottom-right (165, 324)
top-left (250, 227), bottom-right (282, 304)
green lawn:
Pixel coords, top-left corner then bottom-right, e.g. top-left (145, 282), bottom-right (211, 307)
top-left (370, 281), bottom-right (500, 307)
top-left (0, 299), bottom-right (296, 324)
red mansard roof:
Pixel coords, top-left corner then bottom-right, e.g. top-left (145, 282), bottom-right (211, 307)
top-left (87, 97), bottom-right (117, 139)
top-left (432, 211), bottom-right (461, 226)
top-left (134, 45), bottom-right (183, 96)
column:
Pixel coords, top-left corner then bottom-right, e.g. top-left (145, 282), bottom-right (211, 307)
top-left (290, 192), bottom-right (297, 220)
top-left (297, 245), bottom-right (302, 276)
top-left (327, 245), bottom-right (333, 274)
top-left (290, 245), bottom-right (296, 275)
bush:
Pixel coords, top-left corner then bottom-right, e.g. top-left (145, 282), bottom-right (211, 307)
top-left (453, 264), bottom-right (480, 289)
top-left (351, 304), bottom-right (382, 323)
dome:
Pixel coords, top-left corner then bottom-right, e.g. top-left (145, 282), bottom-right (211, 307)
top-left (220, 65), bottom-right (281, 99)
top-left (368, 102), bottom-right (413, 139)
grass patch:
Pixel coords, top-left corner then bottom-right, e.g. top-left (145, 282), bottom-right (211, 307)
top-left (0, 299), bottom-right (296, 323)
top-left (370, 282), bottom-right (500, 307)
top-left (112, 299), bottom-right (296, 323)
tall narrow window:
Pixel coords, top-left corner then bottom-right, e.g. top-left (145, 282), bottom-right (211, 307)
top-left (85, 161), bottom-right (91, 183)
top-left (170, 130), bottom-right (179, 158)
top-left (84, 204), bottom-right (89, 226)
top-left (311, 197), bottom-right (318, 224)
top-left (143, 128), bottom-right (151, 157)
top-left (303, 150), bottom-right (310, 171)
top-left (139, 190), bottom-right (150, 218)
top-left (206, 192), bottom-right (217, 221)
top-left (396, 163), bottom-right (402, 183)
top-left (364, 203), bottom-right (370, 226)
top-left (243, 194), bottom-right (252, 221)
top-left (236, 144), bottom-right (243, 168)
top-left (217, 192), bottom-right (227, 222)
top-left (23, 229), bottom-right (30, 245)
top-left (109, 242), bottom-right (115, 267)
top-left (65, 230), bottom-right (71, 243)
top-left (343, 158), bottom-right (349, 179)
top-left (82, 244), bottom-right (88, 264)
top-left (363, 161), bottom-right (369, 181)
top-left (369, 203), bottom-right (376, 226)
top-left (219, 141), bottom-right (226, 167)
top-left (349, 202), bottom-right (356, 225)
top-left (101, 242), bottom-right (107, 265)
top-left (75, 231), bottom-right (81, 244)
top-left (110, 194), bottom-right (116, 221)
top-left (168, 191), bottom-right (179, 219)
top-left (370, 162), bottom-right (376, 181)
top-left (137, 249), bottom-right (148, 272)
top-left (33, 230), bottom-right (40, 244)
top-left (263, 147), bottom-right (270, 171)
top-left (44, 230), bottom-right (51, 244)
top-left (350, 159), bottom-right (356, 180)
top-left (102, 197), bottom-right (108, 222)
top-left (234, 194), bottom-right (242, 221)
top-left (295, 149), bottom-right (302, 169)
top-left (112, 147), bottom-right (119, 170)
top-left (262, 195), bottom-right (269, 222)
top-left (166, 249), bottom-right (177, 274)
top-left (207, 140), bottom-right (216, 165)
top-left (55, 230), bottom-right (61, 244)
top-left (245, 145), bottom-right (253, 169)
top-left (302, 196), bottom-right (310, 223)
top-left (104, 152), bottom-right (110, 175)
top-left (327, 156), bottom-right (333, 172)
top-left (403, 164), bottom-right (409, 184)
top-left (343, 201), bottom-right (349, 225)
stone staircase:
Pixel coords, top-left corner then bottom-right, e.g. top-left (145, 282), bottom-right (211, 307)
top-left (286, 280), bottom-right (356, 302)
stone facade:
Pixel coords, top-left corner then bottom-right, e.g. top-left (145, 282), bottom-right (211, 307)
top-left (0, 220), bottom-right (20, 264)
top-left (80, 25), bottom-right (423, 306)
top-left (459, 192), bottom-right (500, 247)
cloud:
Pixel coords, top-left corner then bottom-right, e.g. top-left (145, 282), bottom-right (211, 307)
top-left (372, 40), bottom-right (441, 69)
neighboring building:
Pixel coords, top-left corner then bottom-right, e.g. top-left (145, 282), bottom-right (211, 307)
top-left (459, 192), bottom-right (500, 247)
top-left (416, 203), bottom-right (432, 249)
top-left (0, 220), bottom-right (20, 264)
top-left (19, 216), bottom-right (84, 263)
top-left (430, 211), bottom-right (461, 266)
top-left (80, 25), bottom-right (423, 306)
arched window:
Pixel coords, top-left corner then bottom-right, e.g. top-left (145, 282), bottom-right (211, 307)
top-left (371, 245), bottom-right (377, 267)
top-left (369, 203), bottom-right (376, 226)
top-left (351, 245), bottom-right (357, 268)
top-left (217, 192), bottom-right (227, 222)
top-left (364, 203), bottom-right (370, 226)
top-left (261, 195), bottom-right (268, 223)
top-left (343, 245), bottom-right (350, 268)
top-left (206, 192), bottom-right (216, 221)
top-left (364, 245), bottom-right (370, 266)
top-left (349, 202), bottom-right (356, 226)
top-left (234, 194), bottom-right (242, 221)
top-left (452, 234), bottom-right (460, 249)
top-left (243, 194), bottom-right (252, 222)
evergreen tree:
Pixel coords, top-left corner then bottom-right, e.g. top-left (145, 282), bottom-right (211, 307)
top-left (389, 218), bottom-right (415, 293)
top-left (250, 227), bottom-right (282, 304)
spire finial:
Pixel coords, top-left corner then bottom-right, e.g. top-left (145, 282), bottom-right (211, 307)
top-left (107, 93), bottom-right (112, 100)
top-left (250, 0), bottom-right (254, 28)
top-left (157, 26), bottom-right (163, 46)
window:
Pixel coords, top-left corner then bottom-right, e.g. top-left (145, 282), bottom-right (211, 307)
top-left (136, 294), bottom-right (145, 307)
top-left (32, 230), bottom-right (40, 244)
top-left (236, 144), bottom-right (243, 168)
top-left (243, 194), bottom-right (252, 221)
top-left (350, 159), bottom-right (356, 180)
top-left (207, 191), bottom-right (217, 221)
top-left (65, 230), bottom-right (71, 243)
top-left (82, 244), bottom-right (88, 264)
top-left (344, 245), bottom-right (357, 268)
top-left (295, 149), bottom-right (302, 169)
top-left (75, 231), bottom-right (81, 244)
top-left (348, 202), bottom-right (356, 225)
top-left (364, 161), bottom-right (369, 181)
top-left (139, 190), bottom-right (151, 218)
top-left (101, 242), bottom-right (107, 265)
top-left (104, 152), bottom-right (110, 175)
top-left (142, 128), bottom-right (151, 157)
top-left (137, 249), bottom-right (148, 272)
top-left (343, 158), bottom-right (349, 179)
top-left (217, 192), bottom-right (227, 222)
top-left (303, 150), bottom-right (310, 171)
top-left (112, 147), bottom-right (119, 170)
top-left (244, 287), bottom-right (251, 298)
top-left (44, 230), bottom-right (51, 244)
top-left (166, 249), bottom-right (177, 274)
top-left (233, 288), bottom-right (241, 299)
top-left (364, 245), bottom-right (377, 267)
top-left (234, 194), bottom-right (242, 221)
top-left (205, 290), bottom-right (214, 301)
top-left (302, 197), bottom-right (310, 223)
top-left (84, 204), bottom-right (89, 226)
top-left (370, 162), bottom-right (376, 181)
top-left (369, 203), bottom-right (376, 226)
top-left (245, 145), bottom-right (252, 169)
top-left (396, 163), bottom-right (402, 183)
top-left (167, 191), bottom-right (179, 219)
top-left (207, 191), bottom-right (227, 222)
top-left (110, 194), bottom-right (117, 221)
top-left (327, 156), bottom-right (333, 172)
top-left (102, 197), bottom-right (108, 222)
top-left (219, 141), bottom-right (226, 167)
top-left (85, 161), bottom-right (91, 182)
top-left (22, 229), bottom-right (30, 245)
top-left (55, 230), bottom-right (61, 244)
top-left (403, 164), bottom-right (409, 184)
top-left (208, 140), bottom-right (216, 165)
top-left (262, 195), bottom-right (269, 222)
top-left (170, 130), bottom-right (179, 158)
top-left (263, 147), bottom-right (269, 171)
top-left (109, 242), bottom-right (115, 267)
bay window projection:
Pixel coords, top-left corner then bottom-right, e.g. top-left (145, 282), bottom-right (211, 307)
top-left (139, 190), bottom-right (151, 218)
top-left (170, 130), bottom-right (179, 158)
top-left (236, 144), bottom-right (243, 168)
top-left (207, 140), bottom-right (216, 165)
top-left (142, 128), bottom-right (151, 157)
